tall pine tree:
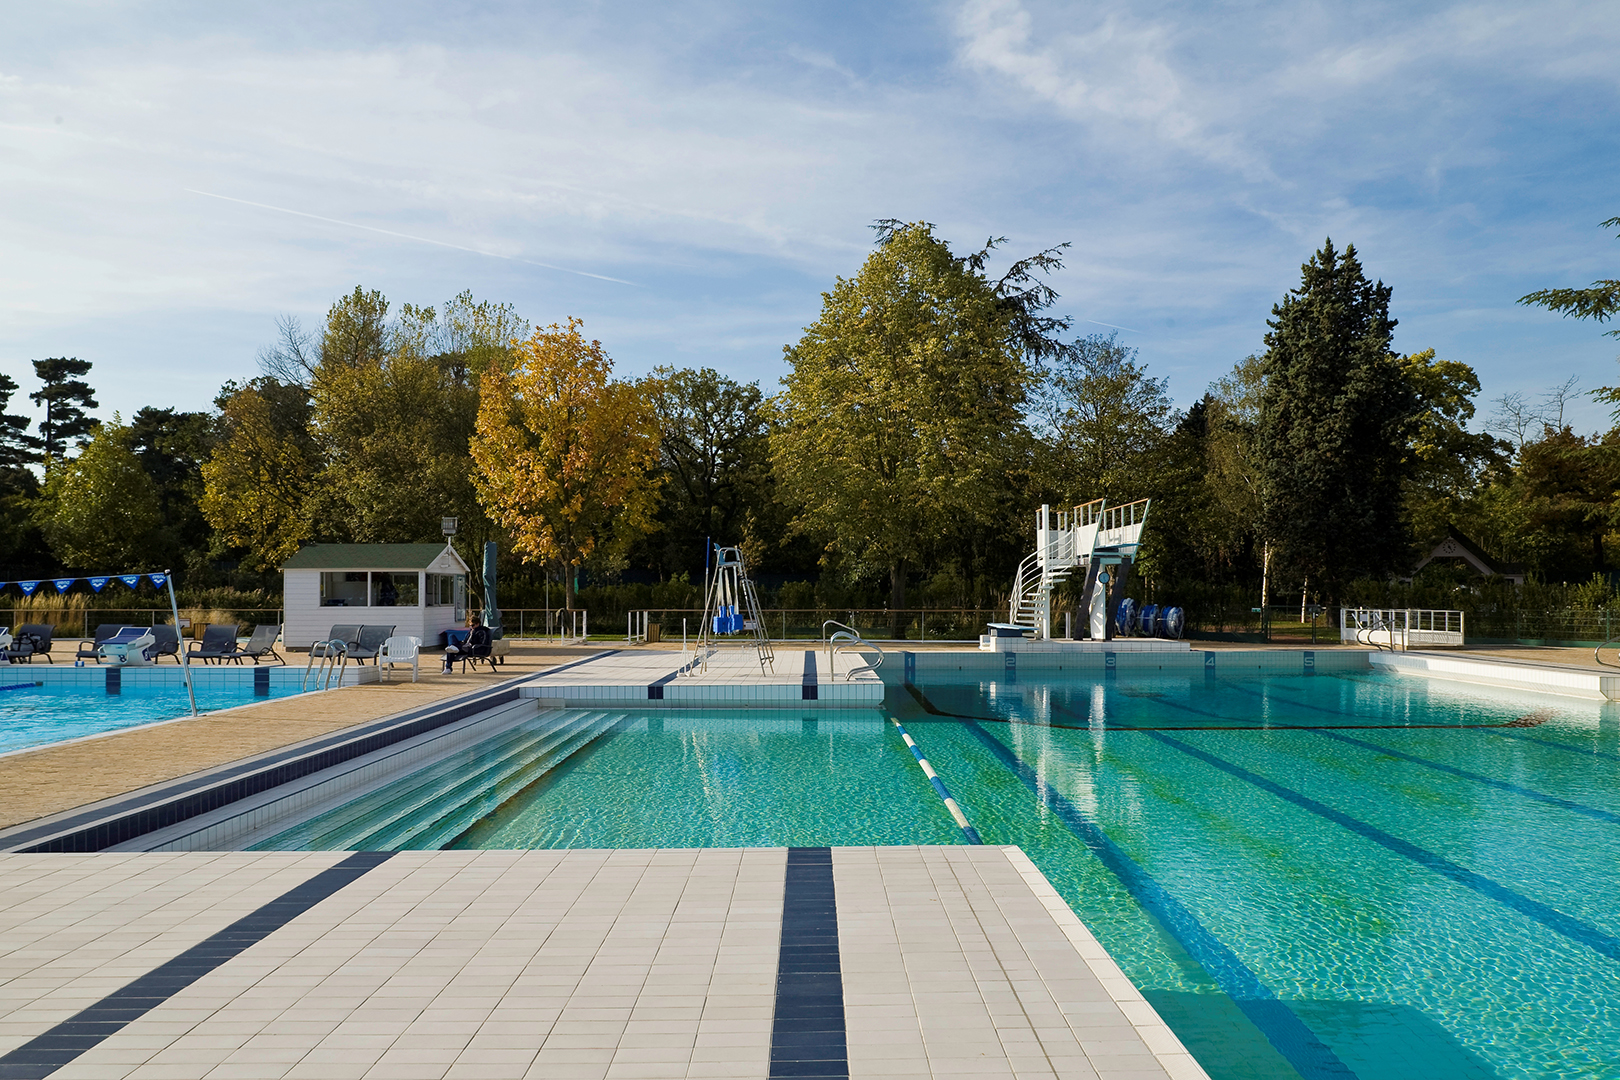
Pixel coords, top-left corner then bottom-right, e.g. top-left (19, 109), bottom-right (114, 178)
top-left (29, 357), bottom-right (98, 459)
top-left (0, 374), bottom-right (33, 470)
top-left (1258, 240), bottom-right (1416, 599)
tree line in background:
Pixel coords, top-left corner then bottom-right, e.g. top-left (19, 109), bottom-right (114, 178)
top-left (2, 217), bottom-right (1618, 635)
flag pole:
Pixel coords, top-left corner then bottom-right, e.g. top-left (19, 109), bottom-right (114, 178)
top-left (165, 569), bottom-right (198, 717)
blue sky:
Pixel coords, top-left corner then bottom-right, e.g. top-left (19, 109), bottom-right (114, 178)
top-left (2, 0), bottom-right (1618, 434)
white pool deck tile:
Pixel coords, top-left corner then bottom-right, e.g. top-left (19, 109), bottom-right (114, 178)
top-left (0, 847), bottom-right (1205, 1080)
top-left (520, 648), bottom-right (884, 709)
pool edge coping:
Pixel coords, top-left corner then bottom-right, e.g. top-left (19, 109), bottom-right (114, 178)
top-left (1001, 844), bottom-right (1213, 1080)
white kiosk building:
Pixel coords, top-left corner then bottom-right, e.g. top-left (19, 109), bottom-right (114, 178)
top-left (280, 543), bottom-right (471, 650)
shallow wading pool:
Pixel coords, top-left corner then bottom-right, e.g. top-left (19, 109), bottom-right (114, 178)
top-left (0, 667), bottom-right (308, 755)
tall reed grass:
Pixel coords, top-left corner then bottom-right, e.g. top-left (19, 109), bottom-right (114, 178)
top-left (3, 594), bottom-right (280, 639)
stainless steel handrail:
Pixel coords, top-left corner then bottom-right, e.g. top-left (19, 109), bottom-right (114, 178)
top-left (301, 639), bottom-right (349, 691)
top-left (822, 620), bottom-right (885, 681)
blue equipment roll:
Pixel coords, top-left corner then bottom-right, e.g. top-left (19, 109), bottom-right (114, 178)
top-left (1162, 606), bottom-right (1185, 639)
top-left (1139, 603), bottom-right (1159, 637)
top-left (1116, 598), bottom-right (1137, 637)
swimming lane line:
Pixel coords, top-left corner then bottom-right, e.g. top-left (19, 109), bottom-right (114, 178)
top-left (962, 721), bottom-right (1359, 1080)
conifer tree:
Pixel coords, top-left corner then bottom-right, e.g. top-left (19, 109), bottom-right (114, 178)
top-left (1257, 239), bottom-right (1416, 598)
top-left (0, 375), bottom-right (33, 471)
top-left (29, 357), bottom-right (98, 460)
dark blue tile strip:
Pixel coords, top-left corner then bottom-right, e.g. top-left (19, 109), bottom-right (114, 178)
top-left (254, 666), bottom-right (270, 697)
top-left (963, 721), bottom-right (1359, 1080)
top-left (1144, 731), bottom-right (1620, 963)
top-left (0, 851), bottom-right (393, 1080)
top-left (802, 651), bottom-right (818, 701)
top-left (1311, 729), bottom-right (1620, 824)
top-left (0, 652), bottom-right (622, 853)
top-left (104, 667), bottom-right (119, 695)
top-left (769, 848), bottom-right (847, 1080)
top-left (649, 654), bottom-right (705, 699)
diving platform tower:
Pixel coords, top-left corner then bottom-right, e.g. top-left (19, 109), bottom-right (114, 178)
top-left (1007, 498), bottom-right (1151, 640)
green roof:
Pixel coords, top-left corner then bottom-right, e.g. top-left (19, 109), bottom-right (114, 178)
top-left (280, 543), bottom-right (465, 571)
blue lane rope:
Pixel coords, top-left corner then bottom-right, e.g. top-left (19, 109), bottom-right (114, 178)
top-left (891, 717), bottom-right (982, 844)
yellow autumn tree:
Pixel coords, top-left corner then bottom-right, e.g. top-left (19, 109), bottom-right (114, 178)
top-left (470, 319), bottom-right (661, 607)
top-left (200, 379), bottom-right (316, 570)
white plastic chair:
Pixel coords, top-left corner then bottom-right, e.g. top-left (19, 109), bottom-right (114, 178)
top-left (378, 635), bottom-right (421, 683)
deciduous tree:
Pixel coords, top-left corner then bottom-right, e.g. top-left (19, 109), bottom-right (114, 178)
top-left (38, 419), bottom-right (161, 569)
top-left (649, 366), bottom-right (769, 575)
top-left (470, 319), bottom-right (661, 608)
top-left (1031, 331), bottom-right (1173, 501)
top-left (772, 223), bottom-right (1051, 624)
top-left (1399, 349), bottom-right (1506, 544)
top-left (200, 379), bottom-right (317, 570)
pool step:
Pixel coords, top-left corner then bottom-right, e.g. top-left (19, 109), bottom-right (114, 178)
top-left (383, 713), bottom-right (620, 850)
top-left (253, 710), bottom-right (622, 851)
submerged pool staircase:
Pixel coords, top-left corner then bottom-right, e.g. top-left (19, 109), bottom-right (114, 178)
top-left (253, 709), bottom-right (624, 851)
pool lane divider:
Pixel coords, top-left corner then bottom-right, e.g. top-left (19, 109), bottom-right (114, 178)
top-left (0, 850), bottom-right (393, 1080)
top-left (802, 650), bottom-right (818, 701)
top-left (1143, 730), bottom-right (1620, 964)
top-left (1309, 727), bottom-right (1620, 825)
top-left (962, 720), bottom-right (1361, 1080)
top-left (769, 847), bottom-right (848, 1079)
top-left (0, 651), bottom-right (622, 853)
top-left (891, 718), bottom-right (982, 844)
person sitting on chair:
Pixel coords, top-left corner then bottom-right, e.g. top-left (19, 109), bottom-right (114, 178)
top-left (443, 614), bottom-right (492, 673)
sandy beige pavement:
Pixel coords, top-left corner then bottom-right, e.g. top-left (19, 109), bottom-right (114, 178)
top-left (0, 643), bottom-right (600, 832)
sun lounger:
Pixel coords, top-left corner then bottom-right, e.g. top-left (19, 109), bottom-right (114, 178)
top-left (227, 624), bottom-right (284, 665)
top-left (100, 627), bottom-right (157, 666)
top-left (312, 624), bottom-right (362, 660)
top-left (186, 624), bottom-right (240, 665)
top-left (148, 625), bottom-right (181, 663)
top-left (76, 624), bottom-right (126, 664)
top-left (15, 624), bottom-right (54, 663)
top-left (379, 635), bottom-right (421, 682)
top-left (347, 625), bottom-right (396, 665)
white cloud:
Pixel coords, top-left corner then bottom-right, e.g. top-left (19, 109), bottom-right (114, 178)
top-left (1, 0), bottom-right (1618, 429)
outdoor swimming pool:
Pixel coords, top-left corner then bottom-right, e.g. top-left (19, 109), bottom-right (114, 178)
top-left (0, 673), bottom-right (304, 755)
top-left (251, 669), bottom-right (1619, 1080)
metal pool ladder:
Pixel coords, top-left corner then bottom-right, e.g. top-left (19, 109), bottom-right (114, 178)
top-left (302, 639), bottom-right (349, 691)
top-left (822, 620), bottom-right (885, 681)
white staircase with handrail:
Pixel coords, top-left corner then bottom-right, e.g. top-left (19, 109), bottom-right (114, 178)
top-left (1008, 497), bottom-right (1152, 640)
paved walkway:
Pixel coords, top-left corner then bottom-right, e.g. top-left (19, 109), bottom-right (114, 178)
top-left (0, 847), bottom-right (1205, 1080)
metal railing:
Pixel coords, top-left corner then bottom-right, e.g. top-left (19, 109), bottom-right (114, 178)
top-left (501, 609), bottom-right (588, 642)
top-left (1340, 608), bottom-right (1465, 650)
top-left (627, 610), bottom-right (649, 644)
top-left (823, 620), bottom-right (884, 681)
top-left (498, 608), bottom-right (1003, 642)
top-left (302, 639), bottom-right (349, 691)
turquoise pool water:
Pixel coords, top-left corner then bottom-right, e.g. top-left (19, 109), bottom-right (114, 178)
top-left (255, 671), bottom-right (1620, 1080)
top-left (0, 679), bottom-right (301, 754)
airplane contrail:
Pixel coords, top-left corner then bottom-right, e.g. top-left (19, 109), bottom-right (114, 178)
top-left (1086, 319), bottom-right (1142, 334)
top-left (185, 188), bottom-right (636, 286)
